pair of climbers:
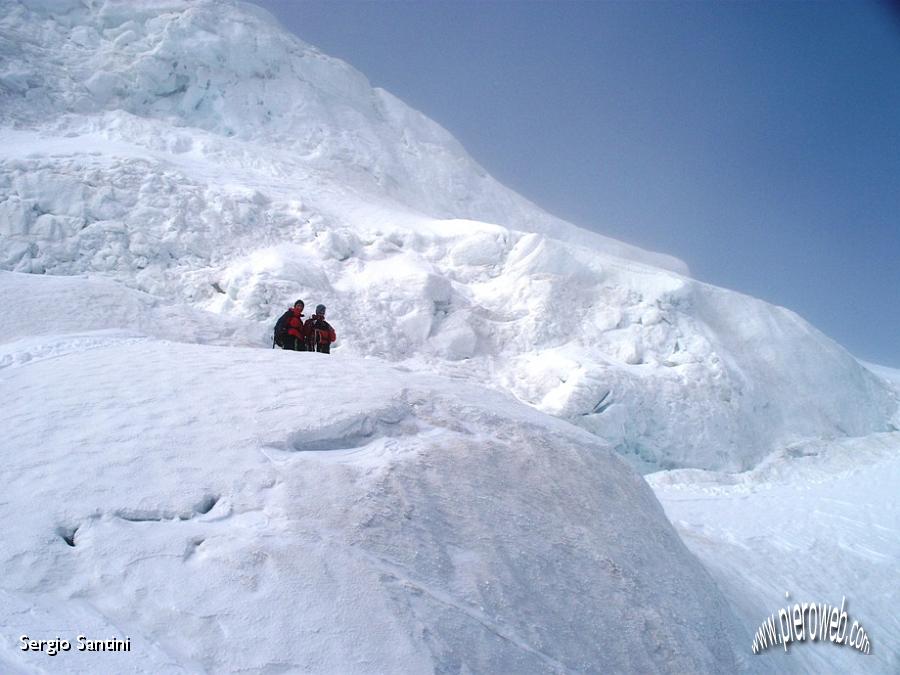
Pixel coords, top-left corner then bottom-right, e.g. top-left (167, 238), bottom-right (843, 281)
top-left (273, 300), bottom-right (336, 354)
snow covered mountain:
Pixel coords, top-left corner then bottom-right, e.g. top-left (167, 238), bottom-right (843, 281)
top-left (1, 0), bottom-right (898, 672)
top-left (2, 0), bottom-right (897, 473)
top-left (0, 0), bottom-right (686, 270)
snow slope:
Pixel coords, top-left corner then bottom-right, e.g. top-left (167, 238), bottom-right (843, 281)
top-left (648, 431), bottom-right (900, 673)
top-left (0, 0), bottom-right (685, 273)
top-left (1, 0), bottom-right (895, 472)
top-left (0, 270), bottom-right (745, 674)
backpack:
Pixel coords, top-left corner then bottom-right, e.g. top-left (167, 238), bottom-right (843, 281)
top-left (273, 310), bottom-right (291, 348)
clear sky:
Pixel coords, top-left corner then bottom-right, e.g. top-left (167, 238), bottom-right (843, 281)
top-left (252, 0), bottom-right (900, 366)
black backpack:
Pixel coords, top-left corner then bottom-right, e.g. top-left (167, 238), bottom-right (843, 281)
top-left (273, 311), bottom-right (290, 348)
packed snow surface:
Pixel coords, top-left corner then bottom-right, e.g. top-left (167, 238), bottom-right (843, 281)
top-left (649, 431), bottom-right (900, 673)
top-left (0, 271), bottom-right (746, 674)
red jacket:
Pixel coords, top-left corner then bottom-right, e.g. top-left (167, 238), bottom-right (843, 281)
top-left (286, 307), bottom-right (306, 339)
top-left (275, 307), bottom-right (307, 340)
top-left (304, 314), bottom-right (336, 349)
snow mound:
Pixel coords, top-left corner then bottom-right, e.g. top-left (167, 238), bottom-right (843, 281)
top-left (0, 333), bottom-right (744, 672)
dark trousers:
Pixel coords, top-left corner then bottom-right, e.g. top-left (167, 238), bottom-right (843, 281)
top-left (281, 336), bottom-right (307, 351)
top-left (309, 336), bottom-right (330, 353)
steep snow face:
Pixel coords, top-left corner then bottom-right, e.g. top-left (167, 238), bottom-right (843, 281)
top-left (0, 0), bottom-right (686, 272)
top-left (1, 0), bottom-right (896, 472)
top-left (0, 271), bottom-right (745, 674)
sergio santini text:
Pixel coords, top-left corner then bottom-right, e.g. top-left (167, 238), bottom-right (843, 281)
top-left (20, 634), bottom-right (131, 655)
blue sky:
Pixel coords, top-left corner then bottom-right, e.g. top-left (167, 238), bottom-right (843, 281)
top-left (253, 0), bottom-right (900, 366)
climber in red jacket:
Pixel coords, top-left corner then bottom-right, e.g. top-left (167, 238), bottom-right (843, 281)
top-left (273, 300), bottom-right (308, 351)
top-left (304, 304), bottom-right (336, 354)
